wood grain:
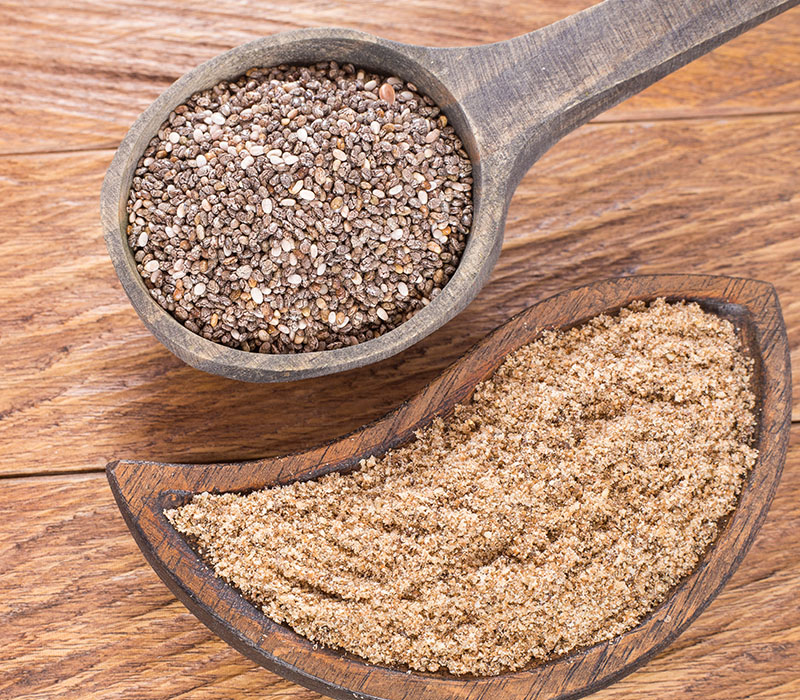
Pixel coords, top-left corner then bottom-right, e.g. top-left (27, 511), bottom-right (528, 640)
top-left (2, 429), bottom-right (798, 700)
top-left (2, 114), bottom-right (798, 477)
top-left (1, 1), bottom-right (799, 154)
top-left (1, 0), bottom-right (798, 697)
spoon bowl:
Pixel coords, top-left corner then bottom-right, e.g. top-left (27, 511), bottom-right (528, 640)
top-left (108, 274), bottom-right (791, 700)
top-left (102, 0), bottom-right (798, 381)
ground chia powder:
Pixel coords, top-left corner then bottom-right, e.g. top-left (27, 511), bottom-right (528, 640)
top-left (127, 62), bottom-right (472, 352)
top-left (167, 299), bottom-right (757, 676)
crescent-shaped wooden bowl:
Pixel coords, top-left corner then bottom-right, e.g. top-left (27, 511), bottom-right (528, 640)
top-left (108, 274), bottom-right (791, 700)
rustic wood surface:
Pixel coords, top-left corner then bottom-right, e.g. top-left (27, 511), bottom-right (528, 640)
top-left (1, 1), bottom-right (798, 698)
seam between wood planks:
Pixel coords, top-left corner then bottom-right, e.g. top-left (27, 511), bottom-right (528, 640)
top-left (0, 466), bottom-right (108, 481)
top-left (594, 108), bottom-right (800, 124)
top-left (1, 109), bottom-right (798, 159)
top-left (0, 144), bottom-right (120, 158)
top-left (2, 419), bottom-right (799, 482)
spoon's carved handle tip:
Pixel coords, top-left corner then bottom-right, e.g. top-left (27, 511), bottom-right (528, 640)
top-left (440, 0), bottom-right (799, 188)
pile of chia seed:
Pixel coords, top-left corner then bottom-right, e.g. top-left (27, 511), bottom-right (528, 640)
top-left (127, 61), bottom-right (473, 353)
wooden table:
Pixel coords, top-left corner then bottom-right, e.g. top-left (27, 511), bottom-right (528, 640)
top-left (1, 2), bottom-right (798, 698)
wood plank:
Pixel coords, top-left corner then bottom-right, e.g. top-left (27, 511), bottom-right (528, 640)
top-left (2, 2), bottom-right (797, 697)
top-left (1, 1), bottom-right (799, 154)
top-left (1, 430), bottom-right (798, 700)
top-left (1, 113), bottom-right (798, 478)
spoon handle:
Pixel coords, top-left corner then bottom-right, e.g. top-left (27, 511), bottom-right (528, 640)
top-left (429, 0), bottom-right (798, 190)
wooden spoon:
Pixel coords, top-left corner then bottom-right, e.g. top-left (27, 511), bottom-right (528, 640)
top-left (102, 0), bottom-right (799, 382)
top-left (108, 274), bottom-right (791, 700)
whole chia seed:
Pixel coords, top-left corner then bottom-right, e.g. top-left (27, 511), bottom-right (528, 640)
top-left (167, 299), bottom-right (758, 676)
top-left (126, 62), bottom-right (473, 353)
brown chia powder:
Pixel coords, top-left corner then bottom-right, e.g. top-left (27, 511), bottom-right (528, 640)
top-left (167, 299), bottom-right (757, 676)
top-left (127, 62), bottom-right (472, 353)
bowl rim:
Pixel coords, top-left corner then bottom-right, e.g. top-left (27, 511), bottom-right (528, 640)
top-left (106, 274), bottom-right (792, 700)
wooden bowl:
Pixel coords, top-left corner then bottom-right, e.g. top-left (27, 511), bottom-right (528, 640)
top-left (107, 274), bottom-right (791, 700)
top-left (100, 0), bottom-right (796, 382)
